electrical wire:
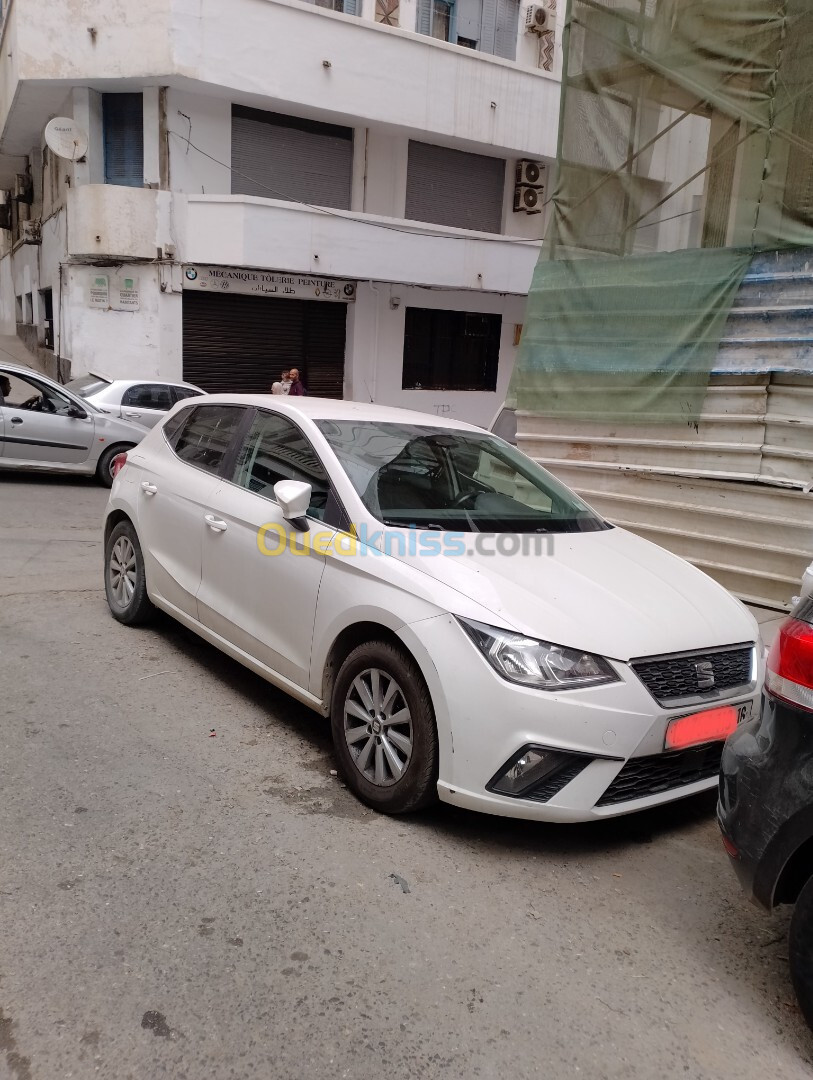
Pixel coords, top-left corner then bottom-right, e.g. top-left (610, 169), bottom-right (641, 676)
top-left (167, 128), bottom-right (548, 245)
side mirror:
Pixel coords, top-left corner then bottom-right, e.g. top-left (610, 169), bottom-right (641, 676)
top-left (66, 404), bottom-right (87, 419)
top-left (274, 479), bottom-right (311, 521)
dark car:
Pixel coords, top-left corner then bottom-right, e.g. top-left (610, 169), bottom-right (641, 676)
top-left (718, 595), bottom-right (813, 1030)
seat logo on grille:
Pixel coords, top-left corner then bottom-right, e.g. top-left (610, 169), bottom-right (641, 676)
top-left (695, 661), bottom-right (715, 690)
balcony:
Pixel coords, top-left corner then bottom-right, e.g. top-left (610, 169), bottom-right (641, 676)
top-left (176, 194), bottom-right (541, 293)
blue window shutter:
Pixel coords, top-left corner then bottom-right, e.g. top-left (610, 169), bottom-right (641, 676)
top-left (342, 0), bottom-right (358, 14)
top-left (479, 0), bottom-right (497, 53)
top-left (494, 0), bottom-right (519, 58)
top-left (103, 93), bottom-right (144, 188)
top-left (456, 0), bottom-right (483, 44)
top-left (417, 0), bottom-right (432, 36)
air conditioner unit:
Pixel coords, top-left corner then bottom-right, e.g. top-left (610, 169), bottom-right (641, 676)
top-left (14, 174), bottom-right (32, 205)
top-left (516, 159), bottom-right (545, 187)
top-left (525, 5), bottom-right (548, 33)
top-left (513, 184), bottom-right (543, 214)
top-left (20, 219), bottom-right (41, 245)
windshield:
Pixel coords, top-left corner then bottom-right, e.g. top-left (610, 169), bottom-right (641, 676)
top-left (316, 419), bottom-right (609, 534)
top-left (66, 376), bottom-right (110, 399)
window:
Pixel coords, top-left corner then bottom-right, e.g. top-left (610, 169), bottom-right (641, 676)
top-left (39, 288), bottom-right (54, 349)
top-left (103, 93), bottom-right (144, 188)
top-left (315, 419), bottom-right (609, 533)
top-left (231, 106), bottom-right (353, 211)
top-left (313, 0), bottom-right (358, 11)
top-left (416, 0), bottom-right (519, 58)
top-left (0, 372), bottom-right (76, 415)
top-left (402, 308), bottom-right (501, 391)
top-left (432, 0), bottom-right (452, 39)
top-left (172, 405), bottom-right (244, 475)
top-left (375, 0), bottom-right (400, 25)
top-left (121, 384), bottom-right (174, 411)
top-left (172, 386), bottom-right (203, 403)
top-left (232, 410), bottom-right (331, 519)
top-left (405, 141), bottom-right (505, 232)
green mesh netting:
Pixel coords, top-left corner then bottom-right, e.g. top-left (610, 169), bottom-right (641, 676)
top-left (509, 0), bottom-right (813, 422)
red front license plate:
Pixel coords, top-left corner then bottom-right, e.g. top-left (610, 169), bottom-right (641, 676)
top-left (664, 705), bottom-right (741, 751)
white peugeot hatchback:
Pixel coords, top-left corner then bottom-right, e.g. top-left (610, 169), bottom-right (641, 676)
top-left (104, 396), bottom-right (760, 822)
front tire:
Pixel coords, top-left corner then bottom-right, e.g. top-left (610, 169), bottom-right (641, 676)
top-left (96, 444), bottom-right (132, 488)
top-left (104, 520), bottom-right (155, 626)
top-left (789, 874), bottom-right (813, 1033)
top-left (330, 641), bottom-right (438, 815)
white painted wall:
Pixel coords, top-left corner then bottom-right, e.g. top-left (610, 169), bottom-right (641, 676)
top-left (62, 264), bottom-right (182, 381)
top-left (166, 89), bottom-right (232, 194)
top-left (347, 280), bottom-right (524, 424)
top-left (178, 195), bottom-right (540, 292)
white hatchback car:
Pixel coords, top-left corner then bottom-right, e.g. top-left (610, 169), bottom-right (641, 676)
top-left (104, 396), bottom-right (760, 821)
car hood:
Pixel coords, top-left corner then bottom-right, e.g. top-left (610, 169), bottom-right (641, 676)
top-left (385, 525), bottom-right (757, 662)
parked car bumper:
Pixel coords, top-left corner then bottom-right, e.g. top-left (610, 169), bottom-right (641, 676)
top-left (405, 613), bottom-right (760, 823)
top-left (718, 693), bottom-right (813, 909)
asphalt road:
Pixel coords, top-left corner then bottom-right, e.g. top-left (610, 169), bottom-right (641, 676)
top-left (1, 473), bottom-right (811, 1080)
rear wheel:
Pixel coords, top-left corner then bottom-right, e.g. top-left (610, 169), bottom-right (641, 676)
top-left (330, 640), bottom-right (438, 815)
top-left (789, 873), bottom-right (813, 1032)
top-left (104, 519), bottom-right (155, 626)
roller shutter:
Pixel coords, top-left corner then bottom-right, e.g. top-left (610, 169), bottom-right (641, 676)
top-left (405, 141), bottom-right (505, 233)
top-left (182, 291), bottom-right (347, 398)
top-left (231, 106), bottom-right (353, 210)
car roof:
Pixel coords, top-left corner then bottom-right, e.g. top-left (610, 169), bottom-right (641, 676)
top-left (90, 378), bottom-right (202, 390)
top-left (191, 394), bottom-right (485, 432)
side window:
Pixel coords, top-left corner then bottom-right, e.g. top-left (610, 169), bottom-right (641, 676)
top-left (173, 405), bottom-right (244, 475)
top-left (172, 386), bottom-right (203, 403)
top-left (122, 384), bottom-right (174, 411)
top-left (0, 373), bottom-right (74, 415)
top-left (162, 406), bottom-right (195, 446)
top-left (232, 410), bottom-right (331, 519)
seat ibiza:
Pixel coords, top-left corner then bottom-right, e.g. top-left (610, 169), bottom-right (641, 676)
top-left (103, 396), bottom-right (759, 821)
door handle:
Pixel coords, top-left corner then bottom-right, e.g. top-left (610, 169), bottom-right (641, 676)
top-left (141, 481), bottom-right (158, 495)
top-left (204, 514), bottom-right (228, 532)
top-left (10, 416), bottom-right (22, 425)
top-left (125, 411), bottom-right (142, 419)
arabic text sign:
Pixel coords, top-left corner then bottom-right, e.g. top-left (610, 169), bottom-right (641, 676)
top-left (183, 266), bottom-right (356, 302)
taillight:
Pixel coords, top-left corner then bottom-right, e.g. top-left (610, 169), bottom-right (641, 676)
top-left (111, 451), bottom-right (128, 478)
top-left (765, 617), bottom-right (813, 713)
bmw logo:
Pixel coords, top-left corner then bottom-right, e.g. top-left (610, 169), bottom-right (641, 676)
top-left (185, 268), bottom-right (198, 281)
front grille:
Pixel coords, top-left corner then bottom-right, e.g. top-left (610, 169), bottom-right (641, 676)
top-left (596, 743), bottom-right (724, 807)
top-left (524, 759), bottom-right (590, 803)
top-left (631, 644), bottom-right (754, 706)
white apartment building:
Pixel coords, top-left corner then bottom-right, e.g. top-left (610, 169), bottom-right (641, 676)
top-left (0, 0), bottom-right (562, 425)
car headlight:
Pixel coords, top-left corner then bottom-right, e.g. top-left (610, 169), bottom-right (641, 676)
top-left (457, 617), bottom-right (619, 691)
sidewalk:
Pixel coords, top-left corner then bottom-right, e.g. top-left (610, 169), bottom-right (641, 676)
top-left (0, 333), bottom-right (49, 374)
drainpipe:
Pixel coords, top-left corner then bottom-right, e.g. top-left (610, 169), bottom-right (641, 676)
top-left (366, 279), bottom-right (381, 403)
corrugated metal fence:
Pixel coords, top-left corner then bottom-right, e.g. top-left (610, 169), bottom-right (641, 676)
top-left (519, 250), bottom-right (813, 610)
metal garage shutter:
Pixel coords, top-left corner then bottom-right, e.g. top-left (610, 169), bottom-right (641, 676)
top-left (183, 291), bottom-right (347, 398)
top-left (231, 106), bottom-right (353, 210)
top-left (405, 141), bottom-right (505, 233)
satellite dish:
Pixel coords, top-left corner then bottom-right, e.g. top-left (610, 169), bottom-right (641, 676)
top-left (44, 117), bottom-right (89, 161)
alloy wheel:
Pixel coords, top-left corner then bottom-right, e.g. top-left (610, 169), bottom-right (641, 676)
top-left (109, 535), bottom-right (137, 608)
top-left (343, 667), bottom-right (413, 787)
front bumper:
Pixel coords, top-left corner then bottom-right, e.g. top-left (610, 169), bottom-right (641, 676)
top-left (718, 693), bottom-right (813, 909)
top-left (402, 613), bottom-right (760, 823)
